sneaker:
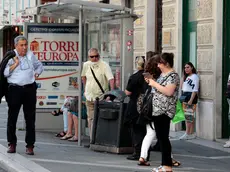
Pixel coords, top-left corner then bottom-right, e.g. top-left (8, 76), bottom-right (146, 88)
top-left (7, 144), bottom-right (16, 153)
top-left (179, 133), bottom-right (189, 140)
top-left (187, 134), bottom-right (196, 140)
top-left (224, 141), bottom-right (230, 148)
top-left (26, 147), bottom-right (34, 155)
top-left (84, 144), bottom-right (90, 148)
top-left (127, 154), bottom-right (140, 160)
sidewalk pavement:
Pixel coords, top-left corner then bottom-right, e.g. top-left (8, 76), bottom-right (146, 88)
top-left (0, 102), bottom-right (230, 172)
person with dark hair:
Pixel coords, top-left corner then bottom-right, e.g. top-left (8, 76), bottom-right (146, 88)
top-left (124, 56), bottom-right (148, 160)
top-left (4, 36), bottom-right (44, 155)
top-left (224, 74), bottom-right (230, 148)
top-left (138, 55), bottom-right (161, 166)
top-left (146, 51), bottom-right (159, 61)
top-left (145, 53), bottom-right (180, 172)
top-left (179, 62), bottom-right (199, 140)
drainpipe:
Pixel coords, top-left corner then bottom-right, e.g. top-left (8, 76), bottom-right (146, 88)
top-left (34, 0), bottom-right (41, 23)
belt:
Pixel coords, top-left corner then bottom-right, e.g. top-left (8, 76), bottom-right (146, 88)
top-left (9, 82), bottom-right (35, 88)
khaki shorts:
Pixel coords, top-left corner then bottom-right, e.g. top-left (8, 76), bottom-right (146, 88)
top-left (85, 100), bottom-right (95, 121)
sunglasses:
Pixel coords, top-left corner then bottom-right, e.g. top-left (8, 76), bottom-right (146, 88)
top-left (90, 55), bottom-right (99, 58)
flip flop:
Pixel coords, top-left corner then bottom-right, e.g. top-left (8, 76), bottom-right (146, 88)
top-left (60, 135), bottom-right (73, 140)
top-left (68, 136), bottom-right (78, 142)
top-left (138, 157), bottom-right (150, 166)
top-left (172, 158), bottom-right (181, 167)
top-left (51, 110), bottom-right (59, 116)
top-left (152, 166), bottom-right (172, 172)
top-left (55, 131), bottom-right (66, 137)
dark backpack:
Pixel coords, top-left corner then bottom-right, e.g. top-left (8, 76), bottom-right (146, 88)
top-left (140, 86), bottom-right (153, 121)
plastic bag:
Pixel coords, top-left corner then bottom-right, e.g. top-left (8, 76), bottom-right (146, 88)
top-left (172, 100), bottom-right (185, 124)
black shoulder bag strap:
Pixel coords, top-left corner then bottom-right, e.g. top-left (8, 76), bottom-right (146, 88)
top-left (159, 72), bottom-right (176, 85)
top-left (90, 67), bottom-right (105, 94)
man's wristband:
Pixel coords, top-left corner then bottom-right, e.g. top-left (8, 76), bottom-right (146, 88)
top-left (35, 74), bottom-right (40, 77)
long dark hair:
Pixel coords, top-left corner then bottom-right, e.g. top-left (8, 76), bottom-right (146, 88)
top-left (159, 53), bottom-right (174, 68)
top-left (145, 55), bottom-right (161, 79)
top-left (146, 51), bottom-right (159, 61)
top-left (183, 62), bottom-right (197, 81)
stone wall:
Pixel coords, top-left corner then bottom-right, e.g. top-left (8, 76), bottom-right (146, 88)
top-left (162, 0), bottom-right (183, 131)
top-left (196, 0), bottom-right (223, 140)
top-left (133, 0), bottom-right (156, 69)
top-left (162, 0), bottom-right (182, 78)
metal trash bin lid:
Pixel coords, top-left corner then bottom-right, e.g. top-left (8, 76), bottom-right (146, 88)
top-left (103, 90), bottom-right (126, 102)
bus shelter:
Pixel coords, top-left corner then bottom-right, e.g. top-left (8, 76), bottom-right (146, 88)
top-left (22, 0), bottom-right (137, 146)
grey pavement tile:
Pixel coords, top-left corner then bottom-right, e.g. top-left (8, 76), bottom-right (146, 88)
top-left (0, 168), bottom-right (6, 172)
top-left (0, 103), bottom-right (230, 172)
top-left (172, 140), bottom-right (230, 157)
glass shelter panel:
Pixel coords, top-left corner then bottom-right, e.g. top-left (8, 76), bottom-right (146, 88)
top-left (88, 19), bottom-right (122, 90)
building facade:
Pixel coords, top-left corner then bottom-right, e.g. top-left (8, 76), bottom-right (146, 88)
top-left (0, 0), bottom-right (59, 58)
top-left (89, 0), bottom-right (229, 141)
top-left (0, 0), bottom-right (227, 140)
top-left (162, 0), bottom-right (225, 141)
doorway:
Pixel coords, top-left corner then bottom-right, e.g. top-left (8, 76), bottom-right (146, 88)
top-left (222, 0), bottom-right (230, 138)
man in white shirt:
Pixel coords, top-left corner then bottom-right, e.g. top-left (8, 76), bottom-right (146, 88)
top-left (81, 48), bottom-right (114, 146)
top-left (4, 36), bottom-right (43, 155)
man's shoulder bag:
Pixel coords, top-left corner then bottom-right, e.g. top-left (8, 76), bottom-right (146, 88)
top-left (90, 67), bottom-right (105, 94)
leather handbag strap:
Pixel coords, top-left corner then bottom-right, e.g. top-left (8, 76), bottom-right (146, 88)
top-left (159, 72), bottom-right (176, 85)
top-left (90, 67), bottom-right (105, 94)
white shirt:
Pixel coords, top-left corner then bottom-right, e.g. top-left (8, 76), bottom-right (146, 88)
top-left (81, 60), bottom-right (114, 101)
top-left (182, 74), bottom-right (199, 92)
top-left (4, 50), bottom-right (43, 86)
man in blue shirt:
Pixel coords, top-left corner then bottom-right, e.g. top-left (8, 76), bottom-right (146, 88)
top-left (4, 35), bottom-right (43, 155)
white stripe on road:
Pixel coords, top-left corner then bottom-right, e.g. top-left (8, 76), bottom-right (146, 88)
top-left (29, 158), bottom-right (225, 172)
top-left (0, 138), bottom-right (229, 160)
top-left (174, 153), bottom-right (230, 160)
top-left (0, 144), bottom-right (51, 172)
top-left (209, 155), bottom-right (230, 159)
top-left (0, 139), bottom-right (79, 148)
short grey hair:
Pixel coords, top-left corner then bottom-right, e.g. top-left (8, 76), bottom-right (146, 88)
top-left (88, 48), bottom-right (100, 56)
top-left (14, 35), bottom-right (28, 45)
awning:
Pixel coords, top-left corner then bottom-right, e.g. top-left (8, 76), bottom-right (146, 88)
top-left (22, 0), bottom-right (136, 22)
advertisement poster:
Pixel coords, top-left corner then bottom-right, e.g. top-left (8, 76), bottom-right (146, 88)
top-left (27, 25), bottom-right (79, 108)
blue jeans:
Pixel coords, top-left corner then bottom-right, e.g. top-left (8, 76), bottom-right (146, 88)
top-left (62, 107), bottom-right (68, 132)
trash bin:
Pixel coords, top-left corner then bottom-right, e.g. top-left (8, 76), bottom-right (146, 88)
top-left (90, 90), bottom-right (133, 154)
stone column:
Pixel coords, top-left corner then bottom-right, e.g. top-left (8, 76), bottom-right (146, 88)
top-left (133, 0), bottom-right (156, 69)
top-left (110, 0), bottom-right (122, 5)
top-left (162, 0), bottom-right (183, 131)
top-left (196, 0), bottom-right (223, 140)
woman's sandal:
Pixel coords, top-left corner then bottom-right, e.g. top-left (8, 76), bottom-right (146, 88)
top-left (51, 109), bottom-right (63, 116)
top-left (55, 131), bottom-right (66, 137)
top-left (152, 166), bottom-right (172, 172)
top-left (51, 110), bottom-right (59, 116)
top-left (60, 135), bottom-right (73, 140)
top-left (68, 136), bottom-right (78, 142)
top-left (172, 158), bottom-right (181, 167)
top-left (138, 158), bottom-right (150, 166)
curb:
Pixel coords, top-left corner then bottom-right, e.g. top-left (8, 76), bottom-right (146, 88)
top-left (0, 144), bottom-right (51, 172)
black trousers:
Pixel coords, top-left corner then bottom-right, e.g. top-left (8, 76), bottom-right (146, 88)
top-left (7, 83), bottom-right (37, 147)
top-left (153, 114), bottom-right (172, 166)
top-left (131, 124), bottom-right (146, 155)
